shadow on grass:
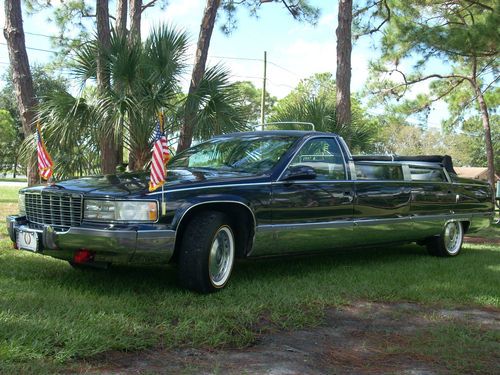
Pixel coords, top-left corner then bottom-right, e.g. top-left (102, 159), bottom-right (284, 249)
top-left (2, 242), bottom-right (500, 299)
top-left (0, 242), bottom-right (498, 371)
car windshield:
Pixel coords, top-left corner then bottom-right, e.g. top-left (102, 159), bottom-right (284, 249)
top-left (169, 135), bottom-right (298, 174)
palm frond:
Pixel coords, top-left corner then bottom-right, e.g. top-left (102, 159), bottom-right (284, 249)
top-left (190, 65), bottom-right (251, 140)
top-left (70, 40), bottom-right (98, 88)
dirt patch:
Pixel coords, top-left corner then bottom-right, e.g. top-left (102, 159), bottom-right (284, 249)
top-left (464, 236), bottom-right (500, 244)
top-left (71, 302), bottom-right (500, 375)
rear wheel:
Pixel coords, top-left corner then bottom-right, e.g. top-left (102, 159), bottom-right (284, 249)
top-left (427, 221), bottom-right (464, 257)
top-left (178, 211), bottom-right (235, 293)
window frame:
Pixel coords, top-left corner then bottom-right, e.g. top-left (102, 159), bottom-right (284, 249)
top-left (407, 164), bottom-right (450, 183)
top-left (353, 161), bottom-right (406, 182)
top-left (278, 136), bottom-right (349, 182)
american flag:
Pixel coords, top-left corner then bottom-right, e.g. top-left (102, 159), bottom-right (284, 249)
top-left (148, 122), bottom-right (170, 192)
top-left (36, 124), bottom-right (54, 180)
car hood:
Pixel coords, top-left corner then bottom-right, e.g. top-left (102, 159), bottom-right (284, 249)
top-left (24, 168), bottom-right (264, 197)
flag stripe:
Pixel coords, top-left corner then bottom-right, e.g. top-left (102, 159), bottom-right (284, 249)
top-left (36, 128), bottom-right (54, 180)
top-left (149, 121), bottom-right (170, 192)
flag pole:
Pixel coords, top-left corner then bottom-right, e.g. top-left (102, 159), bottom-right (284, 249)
top-left (159, 112), bottom-right (167, 216)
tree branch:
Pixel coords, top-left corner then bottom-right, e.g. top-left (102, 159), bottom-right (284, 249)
top-left (463, 0), bottom-right (494, 11)
top-left (280, 0), bottom-right (298, 19)
top-left (141, 0), bottom-right (157, 12)
top-left (353, 0), bottom-right (381, 18)
top-left (372, 68), bottom-right (473, 100)
top-left (354, 0), bottom-right (390, 38)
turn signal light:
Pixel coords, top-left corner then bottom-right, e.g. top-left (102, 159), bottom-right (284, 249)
top-left (73, 249), bottom-right (94, 264)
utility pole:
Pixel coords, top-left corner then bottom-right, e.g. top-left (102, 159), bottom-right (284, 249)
top-left (260, 50), bottom-right (267, 130)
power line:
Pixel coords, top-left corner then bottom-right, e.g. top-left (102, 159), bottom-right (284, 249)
top-left (0, 42), bottom-right (58, 54)
top-left (210, 55), bottom-right (263, 62)
top-left (25, 31), bottom-right (58, 39)
top-left (230, 74), bottom-right (263, 80)
top-left (0, 42), bottom-right (305, 80)
top-left (25, 31), bottom-right (80, 42)
top-left (210, 54), bottom-right (302, 78)
top-left (266, 79), bottom-right (295, 89)
top-left (268, 61), bottom-right (301, 77)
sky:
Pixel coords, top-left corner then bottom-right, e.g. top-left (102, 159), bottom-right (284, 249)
top-left (0, 0), bottom-right (447, 129)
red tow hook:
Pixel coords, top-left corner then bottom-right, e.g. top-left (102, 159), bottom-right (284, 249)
top-left (73, 249), bottom-right (95, 264)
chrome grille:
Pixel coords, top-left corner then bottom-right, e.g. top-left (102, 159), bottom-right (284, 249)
top-left (24, 192), bottom-right (83, 228)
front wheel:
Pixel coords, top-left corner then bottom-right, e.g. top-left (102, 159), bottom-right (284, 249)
top-left (427, 221), bottom-right (464, 257)
top-left (178, 211), bottom-right (235, 293)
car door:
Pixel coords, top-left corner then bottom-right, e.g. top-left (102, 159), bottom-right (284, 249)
top-left (251, 137), bottom-right (355, 256)
top-left (408, 165), bottom-right (457, 237)
top-left (352, 162), bottom-right (413, 245)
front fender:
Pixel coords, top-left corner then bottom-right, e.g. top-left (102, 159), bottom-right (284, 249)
top-left (171, 194), bottom-right (254, 230)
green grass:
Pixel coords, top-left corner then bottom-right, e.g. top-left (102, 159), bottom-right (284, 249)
top-left (0, 186), bottom-right (21, 204)
top-left (470, 222), bottom-right (500, 240)
top-left (0, 178), bottom-right (27, 183)
top-left (401, 322), bottom-right (500, 374)
top-left (1, 187), bottom-right (499, 373)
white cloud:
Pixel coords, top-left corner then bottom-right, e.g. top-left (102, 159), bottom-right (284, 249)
top-left (164, 0), bottom-right (203, 21)
top-left (318, 11), bottom-right (336, 27)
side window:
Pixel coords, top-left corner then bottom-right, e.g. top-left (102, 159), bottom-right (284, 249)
top-left (409, 166), bottom-right (447, 182)
top-left (289, 138), bottom-right (346, 180)
top-left (355, 163), bottom-right (404, 181)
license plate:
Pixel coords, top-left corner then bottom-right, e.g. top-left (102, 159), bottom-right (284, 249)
top-left (17, 230), bottom-right (38, 252)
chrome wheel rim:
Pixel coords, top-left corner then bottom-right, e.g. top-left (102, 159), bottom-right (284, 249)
top-left (444, 221), bottom-right (462, 255)
top-left (209, 226), bottom-right (234, 287)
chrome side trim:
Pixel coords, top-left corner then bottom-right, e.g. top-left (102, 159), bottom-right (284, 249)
top-left (257, 220), bottom-right (353, 232)
top-left (137, 229), bottom-right (176, 239)
top-left (254, 212), bottom-right (493, 232)
top-left (146, 182), bottom-right (272, 196)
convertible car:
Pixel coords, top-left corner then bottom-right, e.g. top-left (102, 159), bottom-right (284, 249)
top-left (6, 131), bottom-right (494, 293)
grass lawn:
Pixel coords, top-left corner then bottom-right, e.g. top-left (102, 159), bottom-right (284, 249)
top-left (469, 221), bottom-right (500, 240)
top-left (0, 186), bottom-right (22, 204)
top-left (0, 186), bottom-right (499, 373)
top-left (0, 178), bottom-right (27, 183)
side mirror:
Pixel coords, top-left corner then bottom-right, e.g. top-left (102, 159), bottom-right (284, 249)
top-left (282, 165), bottom-right (317, 181)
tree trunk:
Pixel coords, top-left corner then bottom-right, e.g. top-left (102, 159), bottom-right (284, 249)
top-left (335, 0), bottom-right (352, 128)
top-left (115, 0), bottom-right (128, 166)
top-left (13, 154), bottom-right (17, 178)
top-left (116, 0), bottom-right (128, 36)
top-left (131, 148), bottom-right (150, 171)
top-left (129, 0), bottom-right (142, 41)
top-left (96, 0), bottom-right (111, 89)
top-left (177, 0), bottom-right (221, 153)
top-left (96, 0), bottom-right (117, 174)
top-left (472, 83), bottom-right (496, 188)
top-left (3, 0), bottom-right (38, 186)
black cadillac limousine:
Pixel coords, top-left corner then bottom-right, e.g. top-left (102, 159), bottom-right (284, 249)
top-left (7, 131), bottom-right (494, 293)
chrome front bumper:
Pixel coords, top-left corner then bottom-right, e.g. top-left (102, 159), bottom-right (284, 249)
top-left (6, 215), bottom-right (176, 265)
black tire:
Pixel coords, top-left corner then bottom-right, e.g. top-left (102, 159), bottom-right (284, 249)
top-left (178, 211), bottom-right (236, 293)
top-left (427, 221), bottom-right (464, 257)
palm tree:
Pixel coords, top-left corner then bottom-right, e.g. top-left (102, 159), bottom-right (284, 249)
top-left (269, 96), bottom-right (376, 153)
top-left (36, 24), bottom-right (250, 179)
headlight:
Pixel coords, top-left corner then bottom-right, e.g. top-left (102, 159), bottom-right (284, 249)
top-left (84, 200), bottom-right (158, 222)
top-left (18, 194), bottom-right (26, 216)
